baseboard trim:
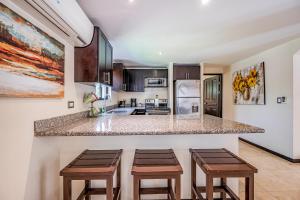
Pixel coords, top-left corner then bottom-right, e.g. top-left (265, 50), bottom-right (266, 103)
top-left (239, 138), bottom-right (300, 163)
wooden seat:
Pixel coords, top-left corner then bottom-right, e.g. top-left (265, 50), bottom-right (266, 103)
top-left (131, 149), bottom-right (183, 200)
top-left (60, 149), bottom-right (122, 200)
top-left (190, 148), bottom-right (257, 200)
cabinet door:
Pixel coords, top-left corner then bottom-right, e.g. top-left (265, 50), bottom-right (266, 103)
top-left (124, 69), bottom-right (145, 92)
top-left (173, 65), bottom-right (188, 80)
top-left (126, 69), bottom-right (135, 91)
top-left (187, 66), bottom-right (200, 80)
top-left (112, 63), bottom-right (123, 91)
top-left (74, 28), bottom-right (98, 82)
top-left (105, 42), bottom-right (113, 85)
top-left (135, 69), bottom-right (145, 92)
top-left (173, 65), bottom-right (200, 80)
top-left (98, 32), bottom-right (106, 83)
top-left (123, 69), bottom-right (129, 91)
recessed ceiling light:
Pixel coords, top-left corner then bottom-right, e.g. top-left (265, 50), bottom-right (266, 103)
top-left (129, 0), bottom-right (134, 3)
top-left (158, 51), bottom-right (163, 56)
top-left (201, 0), bottom-right (211, 5)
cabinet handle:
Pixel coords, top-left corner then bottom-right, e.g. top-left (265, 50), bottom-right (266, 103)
top-left (107, 72), bottom-right (110, 84)
top-left (188, 73), bottom-right (190, 79)
top-left (103, 72), bottom-right (110, 84)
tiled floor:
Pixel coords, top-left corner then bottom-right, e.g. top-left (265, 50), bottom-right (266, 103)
top-left (239, 140), bottom-right (300, 200)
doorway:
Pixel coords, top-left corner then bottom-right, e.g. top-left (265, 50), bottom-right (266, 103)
top-left (203, 74), bottom-right (223, 118)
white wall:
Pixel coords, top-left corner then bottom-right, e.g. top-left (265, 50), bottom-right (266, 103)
top-left (224, 38), bottom-right (300, 158)
top-left (203, 63), bottom-right (228, 74)
top-left (0, 1), bottom-right (115, 199)
top-left (293, 50), bottom-right (300, 159)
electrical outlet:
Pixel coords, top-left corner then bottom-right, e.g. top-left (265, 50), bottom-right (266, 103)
top-left (68, 101), bottom-right (75, 109)
top-left (277, 97), bottom-right (282, 104)
top-left (277, 97), bottom-right (287, 104)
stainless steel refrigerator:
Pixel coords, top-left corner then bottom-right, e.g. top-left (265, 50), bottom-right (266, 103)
top-left (175, 80), bottom-right (201, 115)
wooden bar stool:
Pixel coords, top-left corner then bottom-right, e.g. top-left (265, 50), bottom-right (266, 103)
top-left (190, 148), bottom-right (257, 200)
top-left (131, 149), bottom-right (183, 200)
top-left (60, 149), bottom-right (122, 200)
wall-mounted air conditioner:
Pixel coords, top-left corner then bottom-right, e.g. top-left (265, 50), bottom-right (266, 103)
top-left (25, 0), bottom-right (94, 46)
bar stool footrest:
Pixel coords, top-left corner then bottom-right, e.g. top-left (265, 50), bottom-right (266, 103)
top-left (140, 187), bottom-right (169, 194)
top-left (139, 187), bottom-right (176, 200)
top-left (77, 187), bottom-right (121, 200)
top-left (193, 186), bottom-right (240, 200)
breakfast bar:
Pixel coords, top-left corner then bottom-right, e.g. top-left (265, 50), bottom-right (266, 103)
top-left (34, 112), bottom-right (263, 199)
top-left (35, 112), bottom-right (264, 136)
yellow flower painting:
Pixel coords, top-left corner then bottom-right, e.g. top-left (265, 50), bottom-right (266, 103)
top-left (232, 62), bottom-right (265, 105)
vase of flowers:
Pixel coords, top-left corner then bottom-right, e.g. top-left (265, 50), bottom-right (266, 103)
top-left (232, 68), bottom-right (259, 102)
top-left (83, 92), bottom-right (100, 117)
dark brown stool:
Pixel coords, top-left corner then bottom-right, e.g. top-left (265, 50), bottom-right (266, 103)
top-left (131, 149), bottom-right (183, 200)
top-left (60, 149), bottom-right (122, 200)
top-left (190, 148), bottom-right (257, 200)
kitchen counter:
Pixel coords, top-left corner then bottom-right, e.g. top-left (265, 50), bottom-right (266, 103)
top-left (34, 111), bottom-right (264, 199)
top-left (35, 114), bottom-right (264, 136)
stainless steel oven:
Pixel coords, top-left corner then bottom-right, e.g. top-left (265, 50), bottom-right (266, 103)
top-left (144, 78), bottom-right (167, 87)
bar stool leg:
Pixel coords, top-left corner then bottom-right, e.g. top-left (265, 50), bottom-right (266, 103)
top-left (175, 175), bottom-right (181, 200)
top-left (245, 174), bottom-right (254, 200)
top-left (168, 179), bottom-right (172, 200)
top-left (220, 178), bottom-right (226, 200)
top-left (107, 176), bottom-right (113, 200)
top-left (63, 177), bottom-right (72, 200)
top-left (117, 159), bottom-right (121, 200)
top-left (206, 175), bottom-right (213, 200)
top-left (85, 180), bottom-right (91, 200)
top-left (133, 176), bottom-right (140, 200)
top-left (191, 156), bottom-right (196, 200)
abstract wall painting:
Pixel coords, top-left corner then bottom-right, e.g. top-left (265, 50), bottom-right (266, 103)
top-left (232, 62), bottom-right (265, 105)
top-left (0, 3), bottom-right (65, 98)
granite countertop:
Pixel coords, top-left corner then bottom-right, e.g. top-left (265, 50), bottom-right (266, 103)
top-left (35, 114), bottom-right (264, 136)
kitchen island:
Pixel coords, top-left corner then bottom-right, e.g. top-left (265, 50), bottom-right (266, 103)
top-left (34, 111), bottom-right (264, 199)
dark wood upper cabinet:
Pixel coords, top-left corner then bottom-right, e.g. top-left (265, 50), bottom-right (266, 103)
top-left (173, 64), bottom-right (200, 80)
top-left (124, 69), bottom-right (145, 92)
top-left (122, 68), bottom-right (168, 92)
top-left (75, 27), bottom-right (113, 86)
top-left (74, 28), bottom-right (98, 83)
top-left (105, 42), bottom-right (113, 85)
top-left (98, 31), bottom-right (106, 83)
top-left (112, 63), bottom-right (124, 91)
top-left (144, 69), bottom-right (168, 78)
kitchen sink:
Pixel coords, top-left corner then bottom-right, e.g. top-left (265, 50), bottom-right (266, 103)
top-left (131, 109), bottom-right (146, 115)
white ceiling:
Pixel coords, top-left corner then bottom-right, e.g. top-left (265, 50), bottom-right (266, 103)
top-left (77, 0), bottom-right (300, 66)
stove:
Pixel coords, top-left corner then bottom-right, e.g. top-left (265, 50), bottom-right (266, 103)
top-left (145, 99), bottom-right (170, 115)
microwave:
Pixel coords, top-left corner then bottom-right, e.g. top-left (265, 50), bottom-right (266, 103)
top-left (145, 78), bottom-right (167, 87)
